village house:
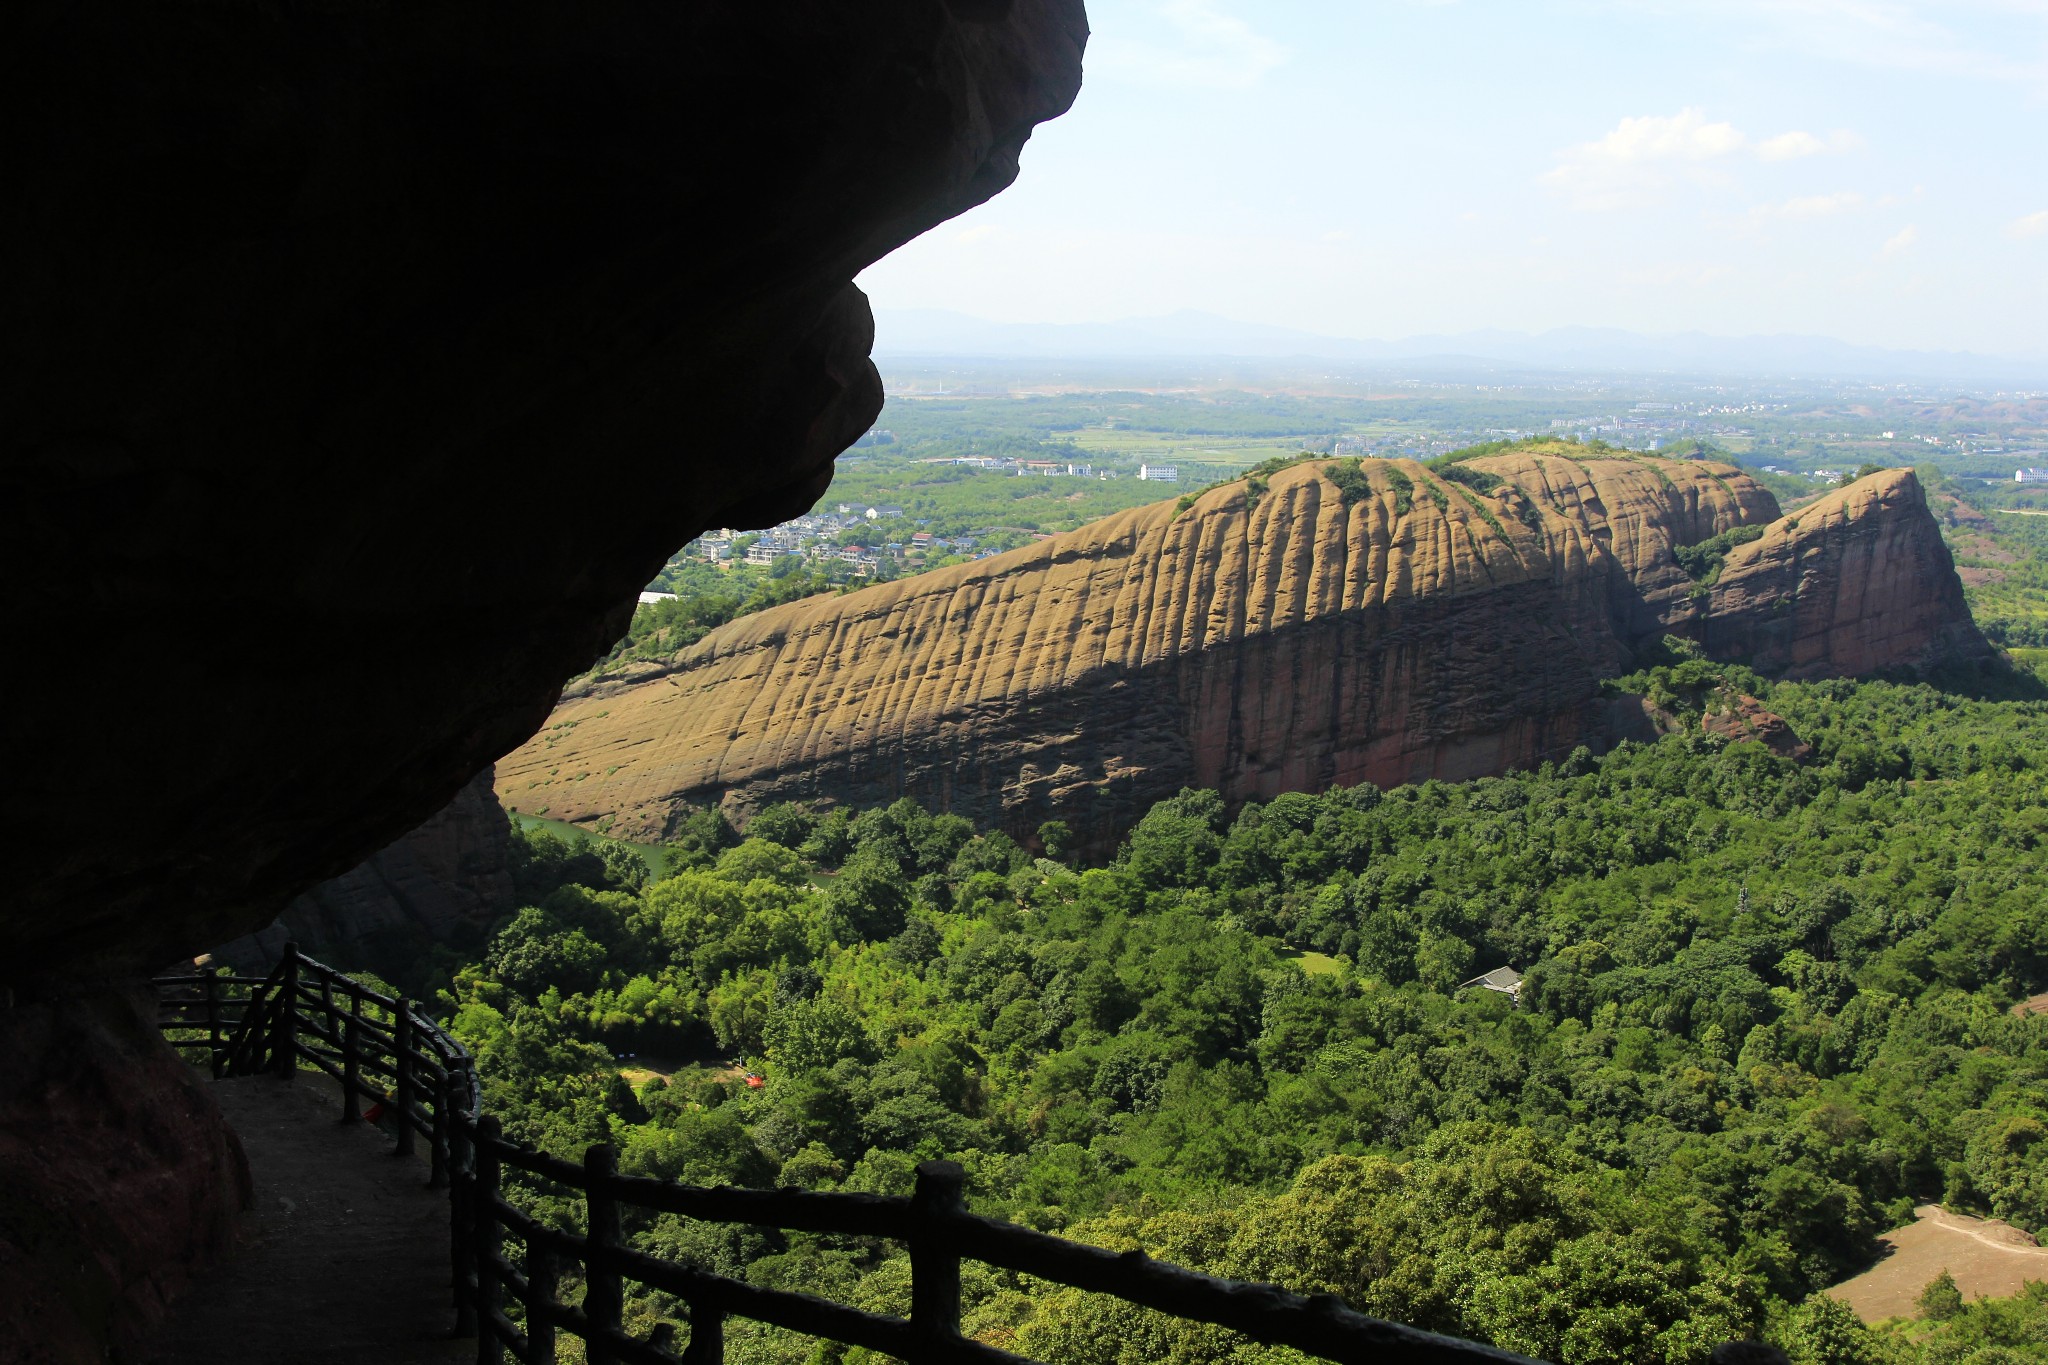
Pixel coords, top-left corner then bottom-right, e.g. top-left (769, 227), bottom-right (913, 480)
top-left (1460, 966), bottom-right (1524, 1004)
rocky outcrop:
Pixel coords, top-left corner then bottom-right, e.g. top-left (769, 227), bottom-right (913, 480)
top-left (497, 453), bottom-right (1819, 848)
top-left (4, 5), bottom-right (1085, 1358)
top-left (1701, 695), bottom-right (1811, 760)
top-left (0, 989), bottom-right (249, 1364)
top-left (212, 769), bottom-right (515, 977)
top-left (1690, 469), bottom-right (1995, 677)
top-left (7, 0), bottom-right (1086, 983)
top-left (498, 455), bottom-right (1989, 852)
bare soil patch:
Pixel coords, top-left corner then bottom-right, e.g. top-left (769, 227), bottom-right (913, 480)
top-left (618, 1045), bottom-right (747, 1088)
top-left (1828, 1205), bottom-right (2048, 1323)
top-left (2012, 991), bottom-right (2048, 1019)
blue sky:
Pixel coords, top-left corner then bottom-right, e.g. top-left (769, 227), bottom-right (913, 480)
top-left (855, 1), bottom-right (2048, 357)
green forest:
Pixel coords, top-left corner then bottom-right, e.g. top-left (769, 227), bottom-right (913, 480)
top-left (408, 653), bottom-right (2048, 1365)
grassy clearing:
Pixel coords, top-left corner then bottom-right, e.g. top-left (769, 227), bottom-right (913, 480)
top-left (2008, 648), bottom-right (2048, 678)
top-left (1063, 429), bottom-right (1307, 472)
top-left (1277, 948), bottom-right (1347, 977)
top-left (507, 811), bottom-right (670, 879)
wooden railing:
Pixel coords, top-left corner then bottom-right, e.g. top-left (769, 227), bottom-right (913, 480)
top-left (156, 945), bottom-right (1542, 1365)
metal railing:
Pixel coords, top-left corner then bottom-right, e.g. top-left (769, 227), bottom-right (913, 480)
top-left (156, 945), bottom-right (1540, 1365)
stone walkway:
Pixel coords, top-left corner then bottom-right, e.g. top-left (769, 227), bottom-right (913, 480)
top-left (141, 1074), bottom-right (471, 1365)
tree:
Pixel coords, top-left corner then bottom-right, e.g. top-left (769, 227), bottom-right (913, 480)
top-left (828, 850), bottom-right (911, 941)
top-left (1917, 1268), bottom-right (1963, 1321)
top-left (1121, 788), bottom-right (1226, 889)
top-left (763, 996), bottom-right (872, 1075)
top-left (666, 805), bottom-right (737, 869)
top-left (746, 802), bottom-right (817, 850)
top-left (714, 838), bottom-right (810, 889)
top-left (1779, 1295), bottom-right (1882, 1365)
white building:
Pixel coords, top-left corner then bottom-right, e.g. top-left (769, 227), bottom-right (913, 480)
top-left (2015, 468), bottom-right (2048, 485)
top-left (1138, 464), bottom-right (1179, 482)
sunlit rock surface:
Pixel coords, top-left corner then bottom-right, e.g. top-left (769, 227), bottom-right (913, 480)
top-left (1693, 468), bottom-right (1991, 677)
top-left (501, 453), bottom-right (1978, 853)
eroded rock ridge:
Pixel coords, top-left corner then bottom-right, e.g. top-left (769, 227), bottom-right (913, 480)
top-left (499, 457), bottom-right (1982, 851)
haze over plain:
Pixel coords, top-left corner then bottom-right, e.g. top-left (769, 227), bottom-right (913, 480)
top-left (858, 0), bottom-right (2048, 367)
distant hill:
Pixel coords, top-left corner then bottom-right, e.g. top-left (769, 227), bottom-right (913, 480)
top-left (498, 446), bottom-right (1990, 852)
top-left (873, 308), bottom-right (2048, 384)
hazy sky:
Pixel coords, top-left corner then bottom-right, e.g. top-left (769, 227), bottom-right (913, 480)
top-left (855, 1), bottom-right (2048, 357)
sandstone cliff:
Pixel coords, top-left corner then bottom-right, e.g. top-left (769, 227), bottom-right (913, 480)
top-left (1691, 468), bottom-right (1993, 677)
top-left (495, 450), bottom-right (1944, 851)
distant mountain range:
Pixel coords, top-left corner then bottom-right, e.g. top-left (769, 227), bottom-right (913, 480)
top-left (872, 308), bottom-right (2046, 384)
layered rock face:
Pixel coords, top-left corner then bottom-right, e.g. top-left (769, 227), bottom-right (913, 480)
top-left (497, 452), bottom-right (1917, 850)
top-left (212, 769), bottom-right (515, 976)
top-left (4, 5), bottom-right (1084, 1358)
top-left (1692, 469), bottom-right (1993, 676)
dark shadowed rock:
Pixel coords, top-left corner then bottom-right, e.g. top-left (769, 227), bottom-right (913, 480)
top-left (1701, 695), bottom-right (1811, 761)
top-left (6, 0), bottom-right (1087, 982)
top-left (211, 768), bottom-right (515, 976)
top-left (0, 989), bottom-right (250, 1363)
top-left (2, 3), bottom-right (1086, 1357)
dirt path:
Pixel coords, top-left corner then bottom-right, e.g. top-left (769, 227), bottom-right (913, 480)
top-left (141, 1074), bottom-right (470, 1365)
top-left (1827, 1205), bottom-right (2048, 1323)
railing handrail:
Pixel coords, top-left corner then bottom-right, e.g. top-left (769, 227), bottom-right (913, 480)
top-left (154, 947), bottom-right (1541, 1365)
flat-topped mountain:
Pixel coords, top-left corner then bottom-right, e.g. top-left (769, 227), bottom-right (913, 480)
top-left (497, 450), bottom-right (1987, 850)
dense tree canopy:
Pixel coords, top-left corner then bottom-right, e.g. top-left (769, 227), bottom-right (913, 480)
top-left (420, 665), bottom-right (2048, 1364)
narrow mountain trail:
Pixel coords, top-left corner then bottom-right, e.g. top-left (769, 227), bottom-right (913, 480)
top-left (142, 1074), bottom-right (470, 1365)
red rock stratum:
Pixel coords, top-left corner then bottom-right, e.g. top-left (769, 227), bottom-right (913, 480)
top-left (498, 455), bottom-right (1986, 849)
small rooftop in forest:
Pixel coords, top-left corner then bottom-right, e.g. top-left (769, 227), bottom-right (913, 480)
top-left (1462, 966), bottom-right (1524, 999)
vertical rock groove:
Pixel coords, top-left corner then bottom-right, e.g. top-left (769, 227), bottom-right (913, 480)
top-left (495, 454), bottom-right (2004, 853)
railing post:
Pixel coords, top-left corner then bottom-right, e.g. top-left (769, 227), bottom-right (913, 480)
top-left (525, 1239), bottom-right (557, 1365)
top-left (203, 970), bottom-right (223, 1078)
top-left (911, 1160), bottom-right (966, 1351)
top-left (320, 974), bottom-right (343, 1119)
top-left (393, 999), bottom-right (417, 1159)
top-left (271, 942), bottom-right (299, 1081)
top-left (682, 1303), bottom-right (725, 1365)
top-left (449, 1088), bottom-right (478, 1337)
top-left (429, 1056), bottom-right (451, 1189)
top-left (583, 1144), bottom-right (624, 1365)
top-left (475, 1114), bottom-right (505, 1365)
top-left (342, 988), bottom-right (363, 1124)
